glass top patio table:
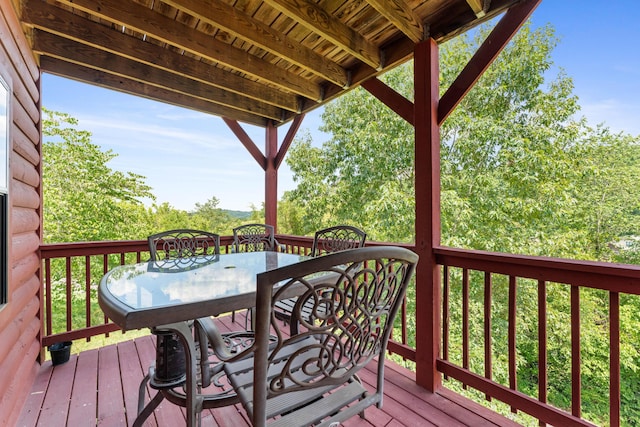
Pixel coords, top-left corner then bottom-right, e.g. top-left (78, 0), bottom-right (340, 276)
top-left (98, 251), bottom-right (308, 331)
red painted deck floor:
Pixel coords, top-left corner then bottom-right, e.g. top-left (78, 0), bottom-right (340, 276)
top-left (17, 315), bottom-right (522, 427)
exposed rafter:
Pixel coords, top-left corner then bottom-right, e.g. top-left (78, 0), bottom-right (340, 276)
top-left (365, 0), bottom-right (425, 43)
top-left (163, 0), bottom-right (349, 89)
top-left (262, 0), bottom-right (383, 70)
top-left (16, 0), bottom-right (527, 127)
top-left (41, 57), bottom-right (270, 126)
top-left (33, 30), bottom-right (286, 121)
top-left (45, 0), bottom-right (323, 101)
top-left (22, 1), bottom-right (299, 113)
top-left (466, 0), bottom-right (490, 18)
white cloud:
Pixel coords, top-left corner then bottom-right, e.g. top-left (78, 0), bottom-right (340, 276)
top-left (580, 98), bottom-right (640, 137)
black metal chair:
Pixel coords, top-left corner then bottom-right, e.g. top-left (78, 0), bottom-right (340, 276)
top-left (310, 224), bottom-right (367, 257)
top-left (232, 223), bottom-right (280, 253)
top-left (148, 228), bottom-right (220, 259)
top-left (275, 225), bottom-right (367, 334)
top-left (148, 228), bottom-right (232, 322)
top-left (219, 246), bottom-right (418, 427)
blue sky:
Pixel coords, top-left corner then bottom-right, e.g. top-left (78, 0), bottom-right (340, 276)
top-left (42, 1), bottom-right (640, 212)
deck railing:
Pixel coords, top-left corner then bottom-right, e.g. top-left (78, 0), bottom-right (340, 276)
top-left (39, 238), bottom-right (638, 426)
top-left (435, 246), bottom-right (640, 427)
top-left (39, 236), bottom-right (415, 352)
top-left (39, 236), bottom-right (295, 346)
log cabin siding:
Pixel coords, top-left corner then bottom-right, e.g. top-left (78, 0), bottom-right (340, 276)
top-left (12, 207), bottom-right (40, 235)
top-left (0, 1), bottom-right (42, 426)
top-left (12, 180), bottom-right (40, 209)
top-left (11, 153), bottom-right (40, 188)
top-left (14, 127), bottom-right (40, 167)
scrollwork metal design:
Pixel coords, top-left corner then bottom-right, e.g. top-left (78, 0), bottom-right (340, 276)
top-left (148, 229), bottom-right (220, 261)
top-left (232, 223), bottom-right (276, 252)
top-left (267, 257), bottom-right (412, 395)
top-left (311, 225), bottom-right (367, 256)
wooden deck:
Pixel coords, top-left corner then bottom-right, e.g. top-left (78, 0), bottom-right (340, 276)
top-left (17, 315), bottom-right (522, 427)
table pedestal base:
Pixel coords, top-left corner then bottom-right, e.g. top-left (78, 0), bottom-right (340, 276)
top-left (132, 322), bottom-right (240, 427)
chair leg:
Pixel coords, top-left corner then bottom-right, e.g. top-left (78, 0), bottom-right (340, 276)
top-left (244, 308), bottom-right (255, 331)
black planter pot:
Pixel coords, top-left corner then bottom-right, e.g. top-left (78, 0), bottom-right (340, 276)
top-left (48, 341), bottom-right (72, 366)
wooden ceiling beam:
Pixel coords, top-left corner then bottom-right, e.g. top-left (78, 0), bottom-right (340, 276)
top-left (32, 31), bottom-right (285, 122)
top-left (466, 0), bottom-right (489, 18)
top-left (263, 0), bottom-right (382, 70)
top-left (51, 0), bottom-right (323, 101)
top-left (21, 0), bottom-right (300, 113)
top-left (365, 0), bottom-right (425, 43)
top-left (163, 0), bottom-right (349, 89)
top-left (320, 0), bottom-right (521, 108)
top-left (40, 57), bottom-right (268, 127)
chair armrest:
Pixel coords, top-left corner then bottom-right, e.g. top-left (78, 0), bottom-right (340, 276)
top-left (194, 317), bottom-right (235, 360)
top-left (274, 238), bottom-right (286, 253)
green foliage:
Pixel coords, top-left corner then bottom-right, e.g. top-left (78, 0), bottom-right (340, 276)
top-left (277, 198), bottom-right (308, 236)
top-left (42, 108), bottom-right (155, 243)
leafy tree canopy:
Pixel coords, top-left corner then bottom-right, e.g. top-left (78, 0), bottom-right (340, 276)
top-left (42, 108), bottom-right (155, 243)
top-left (283, 23), bottom-right (640, 262)
top-left (42, 109), bottom-right (254, 243)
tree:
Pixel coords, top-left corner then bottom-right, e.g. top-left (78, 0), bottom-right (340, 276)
top-left (42, 108), bottom-right (155, 243)
top-left (284, 23), bottom-right (640, 258)
top-left (190, 196), bottom-right (235, 235)
top-left (146, 202), bottom-right (191, 235)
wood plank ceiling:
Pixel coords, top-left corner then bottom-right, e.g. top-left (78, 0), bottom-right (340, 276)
top-left (16, 0), bottom-right (522, 127)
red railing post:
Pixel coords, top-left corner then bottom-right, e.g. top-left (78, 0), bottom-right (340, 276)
top-left (414, 37), bottom-right (442, 392)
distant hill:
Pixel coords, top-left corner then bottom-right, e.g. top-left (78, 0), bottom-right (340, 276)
top-left (224, 210), bottom-right (252, 219)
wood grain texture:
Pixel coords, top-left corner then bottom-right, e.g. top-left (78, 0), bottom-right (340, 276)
top-left (18, 332), bottom-right (522, 426)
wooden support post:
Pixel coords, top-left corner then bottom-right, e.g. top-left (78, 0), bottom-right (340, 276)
top-left (414, 38), bottom-right (441, 392)
top-left (265, 122), bottom-right (278, 230)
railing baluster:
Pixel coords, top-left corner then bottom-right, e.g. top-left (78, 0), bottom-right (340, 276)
top-left (442, 265), bottom-right (449, 379)
top-left (484, 272), bottom-right (492, 401)
top-left (538, 279), bottom-right (548, 427)
top-left (65, 257), bottom-right (72, 332)
top-left (571, 285), bottom-right (581, 418)
top-left (103, 253), bottom-right (109, 337)
top-left (610, 291), bottom-right (620, 427)
top-left (508, 275), bottom-right (517, 413)
top-left (434, 247), bottom-right (638, 426)
top-left (85, 255), bottom-right (91, 342)
top-left (401, 294), bottom-right (408, 347)
top-left (462, 268), bottom-right (470, 389)
top-left (45, 258), bottom-right (52, 337)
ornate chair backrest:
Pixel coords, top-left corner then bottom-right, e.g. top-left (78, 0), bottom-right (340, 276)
top-left (230, 246), bottom-right (418, 426)
top-left (311, 225), bottom-right (367, 257)
top-left (147, 229), bottom-right (220, 261)
top-left (232, 223), bottom-right (277, 252)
